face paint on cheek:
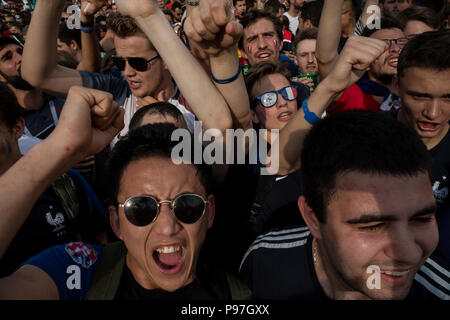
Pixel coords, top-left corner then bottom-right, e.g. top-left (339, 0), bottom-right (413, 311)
top-left (273, 40), bottom-right (278, 48)
top-left (248, 46), bottom-right (252, 54)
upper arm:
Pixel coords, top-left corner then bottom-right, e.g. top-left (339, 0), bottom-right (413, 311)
top-left (0, 265), bottom-right (59, 300)
top-left (37, 65), bottom-right (83, 99)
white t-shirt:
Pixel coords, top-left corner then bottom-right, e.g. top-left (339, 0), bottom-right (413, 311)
top-left (283, 12), bottom-right (299, 36)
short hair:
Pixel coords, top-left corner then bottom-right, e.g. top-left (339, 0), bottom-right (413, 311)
top-left (163, 9), bottom-right (174, 20)
top-left (172, 2), bottom-right (183, 11)
top-left (129, 102), bottom-right (186, 131)
top-left (294, 27), bottom-right (318, 50)
top-left (264, 0), bottom-right (281, 15)
top-left (397, 6), bottom-right (440, 30)
top-left (245, 61), bottom-right (291, 106)
top-left (106, 123), bottom-right (213, 206)
top-left (239, 10), bottom-right (283, 50)
top-left (108, 14), bottom-right (143, 38)
top-left (300, 1), bottom-right (324, 28)
top-left (361, 17), bottom-right (403, 37)
top-left (0, 35), bottom-right (20, 51)
top-left (300, 110), bottom-right (433, 223)
top-left (397, 29), bottom-right (450, 80)
top-left (0, 82), bottom-right (23, 131)
top-left (58, 23), bottom-right (81, 49)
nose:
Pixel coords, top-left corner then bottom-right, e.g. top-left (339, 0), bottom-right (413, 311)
top-left (424, 100), bottom-right (441, 120)
top-left (152, 202), bottom-right (182, 236)
top-left (307, 53), bottom-right (314, 64)
top-left (256, 35), bottom-right (268, 49)
top-left (383, 226), bottom-right (422, 266)
top-left (276, 92), bottom-right (288, 109)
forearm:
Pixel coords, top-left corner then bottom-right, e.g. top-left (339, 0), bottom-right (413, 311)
top-left (22, 0), bottom-right (64, 86)
top-left (276, 78), bottom-right (338, 175)
top-left (134, 12), bottom-right (232, 133)
top-left (316, 0), bottom-right (344, 80)
top-left (0, 139), bottom-right (77, 258)
top-left (209, 47), bottom-right (252, 132)
top-left (77, 14), bottom-right (102, 72)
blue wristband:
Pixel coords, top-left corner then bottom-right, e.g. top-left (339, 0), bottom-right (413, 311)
top-left (80, 26), bottom-right (94, 34)
top-left (302, 98), bottom-right (321, 125)
top-left (211, 64), bottom-right (242, 84)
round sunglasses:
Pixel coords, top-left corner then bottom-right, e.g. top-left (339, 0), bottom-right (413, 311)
top-left (253, 85), bottom-right (298, 108)
top-left (118, 193), bottom-right (209, 227)
top-left (112, 54), bottom-right (160, 72)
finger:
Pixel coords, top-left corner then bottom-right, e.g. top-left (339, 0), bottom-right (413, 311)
top-left (192, 9), bottom-right (217, 41)
top-left (184, 18), bottom-right (203, 43)
top-left (210, 0), bottom-right (230, 28)
top-left (199, 4), bottom-right (222, 35)
top-left (225, 21), bottom-right (243, 41)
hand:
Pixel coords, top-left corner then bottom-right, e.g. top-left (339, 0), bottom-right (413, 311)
top-left (294, 76), bottom-right (315, 92)
top-left (323, 36), bottom-right (388, 93)
top-left (48, 86), bottom-right (124, 163)
top-left (114, 0), bottom-right (160, 19)
top-left (184, 0), bottom-right (243, 56)
top-left (283, 51), bottom-right (297, 64)
top-left (81, 0), bottom-right (107, 17)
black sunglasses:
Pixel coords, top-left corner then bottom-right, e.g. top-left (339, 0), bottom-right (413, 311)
top-left (112, 54), bottom-right (160, 72)
top-left (118, 193), bottom-right (209, 227)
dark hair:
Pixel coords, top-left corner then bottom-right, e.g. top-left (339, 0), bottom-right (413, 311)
top-left (58, 22), bottom-right (81, 49)
top-left (300, 110), bottom-right (433, 223)
top-left (264, 0), bottom-right (282, 16)
top-left (397, 29), bottom-right (450, 80)
top-left (300, 1), bottom-right (324, 28)
top-left (361, 17), bottom-right (403, 37)
top-left (163, 9), bottom-right (174, 20)
top-left (106, 123), bottom-right (213, 205)
top-left (108, 14), bottom-right (143, 37)
top-left (0, 35), bottom-right (20, 50)
top-left (245, 61), bottom-right (291, 105)
top-left (294, 27), bottom-right (318, 49)
top-left (129, 102), bottom-right (186, 131)
top-left (172, 2), bottom-right (183, 11)
top-left (397, 6), bottom-right (440, 30)
top-left (57, 50), bottom-right (78, 69)
top-left (0, 82), bottom-right (23, 130)
top-left (239, 10), bottom-right (283, 50)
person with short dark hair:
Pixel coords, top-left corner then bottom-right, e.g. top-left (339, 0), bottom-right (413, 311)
top-left (233, 0), bottom-right (247, 19)
top-left (298, 0), bottom-right (323, 31)
top-left (171, 2), bottom-right (183, 23)
top-left (293, 27), bottom-right (319, 91)
top-left (396, 6), bottom-right (440, 39)
top-left (380, 0), bottom-right (414, 18)
top-left (128, 101), bottom-right (187, 131)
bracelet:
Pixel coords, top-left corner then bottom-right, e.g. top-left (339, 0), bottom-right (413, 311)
top-left (302, 98), bottom-right (321, 125)
top-left (211, 64), bottom-right (242, 84)
top-left (80, 26), bottom-right (95, 34)
top-left (186, 0), bottom-right (200, 6)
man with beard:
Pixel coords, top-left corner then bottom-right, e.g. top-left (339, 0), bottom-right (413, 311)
top-left (317, 0), bottom-right (405, 113)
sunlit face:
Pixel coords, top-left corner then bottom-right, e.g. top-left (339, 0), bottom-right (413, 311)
top-left (369, 28), bottom-right (405, 81)
top-left (295, 39), bottom-right (318, 74)
top-left (114, 35), bottom-right (165, 98)
top-left (315, 171), bottom-right (438, 300)
top-left (242, 18), bottom-right (282, 66)
top-left (396, 68), bottom-right (450, 150)
top-left (112, 156), bottom-right (214, 292)
top-left (250, 73), bottom-right (298, 130)
top-left (403, 20), bottom-right (435, 39)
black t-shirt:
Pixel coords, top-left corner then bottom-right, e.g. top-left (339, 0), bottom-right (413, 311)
top-left (429, 128), bottom-right (450, 212)
top-left (114, 263), bottom-right (232, 300)
top-left (240, 226), bottom-right (450, 300)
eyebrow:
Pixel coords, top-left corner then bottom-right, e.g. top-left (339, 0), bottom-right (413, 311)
top-left (406, 90), bottom-right (450, 99)
top-left (0, 49), bottom-right (12, 61)
top-left (346, 204), bottom-right (437, 225)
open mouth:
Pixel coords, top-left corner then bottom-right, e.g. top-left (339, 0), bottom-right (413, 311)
top-left (418, 121), bottom-right (441, 132)
top-left (278, 111), bottom-right (293, 121)
top-left (257, 52), bottom-right (272, 60)
top-left (387, 57), bottom-right (398, 68)
top-left (152, 245), bottom-right (185, 274)
top-left (128, 80), bottom-right (142, 90)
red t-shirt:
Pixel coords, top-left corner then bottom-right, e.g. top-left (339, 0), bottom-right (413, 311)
top-left (327, 84), bottom-right (381, 114)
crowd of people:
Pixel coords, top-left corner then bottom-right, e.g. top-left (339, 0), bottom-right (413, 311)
top-left (0, 0), bottom-right (449, 301)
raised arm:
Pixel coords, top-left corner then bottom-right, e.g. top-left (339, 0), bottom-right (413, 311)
top-left (22, 0), bottom-right (82, 98)
top-left (76, 0), bottom-right (104, 72)
top-left (275, 36), bottom-right (388, 175)
top-left (116, 0), bottom-right (233, 134)
top-left (183, 0), bottom-right (253, 132)
top-left (316, 0), bottom-right (345, 81)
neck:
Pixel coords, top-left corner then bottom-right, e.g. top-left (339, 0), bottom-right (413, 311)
top-left (312, 238), bottom-right (370, 300)
top-left (12, 86), bottom-right (43, 110)
top-left (156, 71), bottom-right (176, 102)
top-left (288, 7), bottom-right (299, 16)
top-left (368, 72), bottom-right (394, 94)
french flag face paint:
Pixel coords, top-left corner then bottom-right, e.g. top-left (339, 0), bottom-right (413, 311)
top-left (273, 39), bottom-right (278, 48)
top-left (248, 46), bottom-right (253, 54)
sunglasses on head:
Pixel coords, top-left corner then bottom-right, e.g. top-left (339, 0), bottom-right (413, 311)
top-left (118, 193), bottom-right (209, 227)
top-left (112, 54), bottom-right (160, 72)
top-left (253, 85), bottom-right (298, 108)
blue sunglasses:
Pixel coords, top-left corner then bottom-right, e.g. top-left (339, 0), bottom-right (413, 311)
top-left (253, 85), bottom-right (298, 108)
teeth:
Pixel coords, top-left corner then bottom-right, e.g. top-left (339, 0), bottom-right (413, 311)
top-left (156, 246), bottom-right (181, 254)
top-left (381, 270), bottom-right (410, 276)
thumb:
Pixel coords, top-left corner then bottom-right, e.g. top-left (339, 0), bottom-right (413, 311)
top-left (225, 21), bottom-right (243, 40)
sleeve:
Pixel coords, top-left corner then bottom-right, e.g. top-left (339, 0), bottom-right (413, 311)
top-left (23, 242), bottom-right (103, 300)
top-left (79, 71), bottom-right (131, 107)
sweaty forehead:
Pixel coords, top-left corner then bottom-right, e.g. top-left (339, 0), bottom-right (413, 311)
top-left (370, 28), bottom-right (404, 40)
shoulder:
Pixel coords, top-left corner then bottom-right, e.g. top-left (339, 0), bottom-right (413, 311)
top-left (413, 254), bottom-right (450, 300)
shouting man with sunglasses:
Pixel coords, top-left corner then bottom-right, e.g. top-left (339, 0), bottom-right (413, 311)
top-left (0, 85), bottom-right (251, 300)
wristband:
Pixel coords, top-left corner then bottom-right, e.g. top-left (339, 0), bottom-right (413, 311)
top-left (302, 98), bottom-right (321, 125)
top-left (80, 26), bottom-right (95, 34)
top-left (186, 0), bottom-right (200, 6)
top-left (211, 64), bottom-right (242, 84)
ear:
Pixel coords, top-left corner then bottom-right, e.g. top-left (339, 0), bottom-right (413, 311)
top-left (205, 194), bottom-right (215, 229)
top-left (304, 20), bottom-right (313, 29)
top-left (13, 117), bottom-right (24, 140)
top-left (70, 40), bottom-right (79, 51)
top-left (391, 74), bottom-right (400, 96)
top-left (298, 196), bottom-right (322, 239)
top-left (109, 205), bottom-right (123, 240)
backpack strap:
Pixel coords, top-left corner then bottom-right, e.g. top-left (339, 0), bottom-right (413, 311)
top-left (51, 173), bottom-right (80, 222)
top-left (85, 241), bottom-right (127, 300)
top-left (226, 272), bottom-right (253, 300)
